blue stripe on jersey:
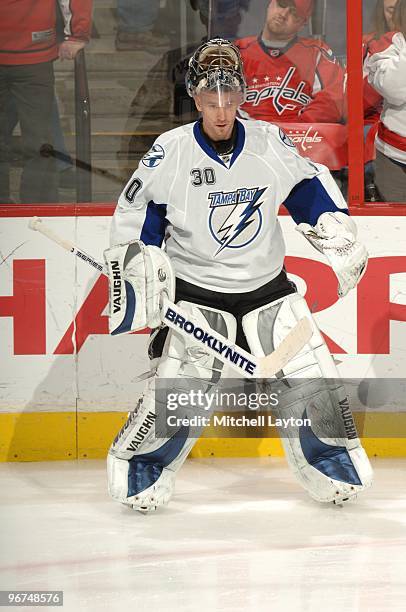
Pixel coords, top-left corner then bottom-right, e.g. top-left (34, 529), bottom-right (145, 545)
top-left (193, 119), bottom-right (245, 168)
top-left (139, 201), bottom-right (168, 247)
top-left (193, 121), bottom-right (222, 165)
top-left (230, 119), bottom-right (246, 166)
top-left (284, 176), bottom-right (349, 226)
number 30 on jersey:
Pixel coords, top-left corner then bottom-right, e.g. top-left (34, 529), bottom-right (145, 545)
top-left (190, 167), bottom-right (216, 187)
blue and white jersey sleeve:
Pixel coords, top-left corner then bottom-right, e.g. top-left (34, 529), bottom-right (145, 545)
top-left (270, 125), bottom-right (349, 226)
top-left (110, 134), bottom-right (178, 247)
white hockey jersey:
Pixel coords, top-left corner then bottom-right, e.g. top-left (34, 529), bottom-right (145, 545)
top-left (111, 119), bottom-right (348, 293)
top-left (364, 32), bottom-right (406, 165)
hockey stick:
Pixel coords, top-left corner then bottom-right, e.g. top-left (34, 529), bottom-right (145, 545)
top-left (28, 216), bottom-right (312, 378)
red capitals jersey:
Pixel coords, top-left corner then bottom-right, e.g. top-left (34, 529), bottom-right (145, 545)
top-left (235, 36), bottom-right (345, 123)
top-left (0, 0), bottom-right (92, 65)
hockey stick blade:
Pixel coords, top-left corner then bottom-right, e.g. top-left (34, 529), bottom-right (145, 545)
top-left (256, 316), bottom-right (312, 378)
top-left (29, 216), bottom-right (312, 378)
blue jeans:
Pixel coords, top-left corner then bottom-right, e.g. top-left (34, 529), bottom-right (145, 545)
top-left (0, 62), bottom-right (58, 203)
top-left (117, 0), bottom-right (160, 33)
top-left (5, 95), bottom-right (72, 172)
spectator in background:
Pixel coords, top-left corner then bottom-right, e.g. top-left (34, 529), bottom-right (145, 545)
top-left (115, 0), bottom-right (168, 51)
top-left (363, 0), bottom-right (398, 201)
top-left (235, 0), bottom-right (345, 123)
top-left (0, 0), bottom-right (92, 204)
top-left (5, 95), bottom-right (76, 191)
top-left (364, 0), bottom-right (406, 202)
top-left (193, 0), bottom-right (252, 39)
top-left (363, 0), bottom-right (398, 124)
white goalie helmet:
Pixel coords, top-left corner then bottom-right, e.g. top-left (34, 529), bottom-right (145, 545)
top-left (186, 38), bottom-right (246, 105)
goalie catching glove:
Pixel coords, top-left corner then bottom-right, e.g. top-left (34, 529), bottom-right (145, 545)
top-left (296, 212), bottom-right (368, 297)
top-left (104, 240), bottom-right (175, 334)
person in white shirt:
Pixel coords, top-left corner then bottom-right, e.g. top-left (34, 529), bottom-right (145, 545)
top-left (364, 0), bottom-right (406, 201)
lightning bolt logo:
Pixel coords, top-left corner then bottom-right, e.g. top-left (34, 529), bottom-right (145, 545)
top-left (213, 187), bottom-right (266, 256)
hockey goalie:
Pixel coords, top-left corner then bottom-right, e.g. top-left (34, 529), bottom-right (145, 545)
top-left (105, 38), bottom-right (373, 512)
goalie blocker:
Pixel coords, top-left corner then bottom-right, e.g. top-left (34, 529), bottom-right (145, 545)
top-left (104, 240), bottom-right (175, 334)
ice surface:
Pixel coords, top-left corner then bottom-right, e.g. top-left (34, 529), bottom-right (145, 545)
top-left (0, 458), bottom-right (405, 612)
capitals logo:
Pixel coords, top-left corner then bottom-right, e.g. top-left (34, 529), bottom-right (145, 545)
top-left (208, 187), bottom-right (267, 256)
top-left (142, 143), bottom-right (165, 168)
top-left (245, 67), bottom-right (311, 115)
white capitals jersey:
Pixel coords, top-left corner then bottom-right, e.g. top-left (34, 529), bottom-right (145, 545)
top-left (111, 119), bottom-right (347, 293)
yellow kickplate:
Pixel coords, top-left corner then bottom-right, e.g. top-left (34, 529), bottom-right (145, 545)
top-left (77, 412), bottom-right (127, 459)
top-left (191, 438), bottom-right (285, 458)
top-left (0, 412), bottom-right (405, 461)
top-left (0, 412), bottom-right (76, 462)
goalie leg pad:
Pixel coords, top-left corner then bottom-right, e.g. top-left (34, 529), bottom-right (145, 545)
top-left (270, 378), bottom-right (373, 503)
top-left (107, 301), bottom-right (237, 512)
top-left (107, 385), bottom-right (194, 512)
top-left (242, 292), bottom-right (373, 503)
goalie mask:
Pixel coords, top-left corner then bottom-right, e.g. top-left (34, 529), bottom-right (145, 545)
top-left (186, 38), bottom-right (246, 107)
